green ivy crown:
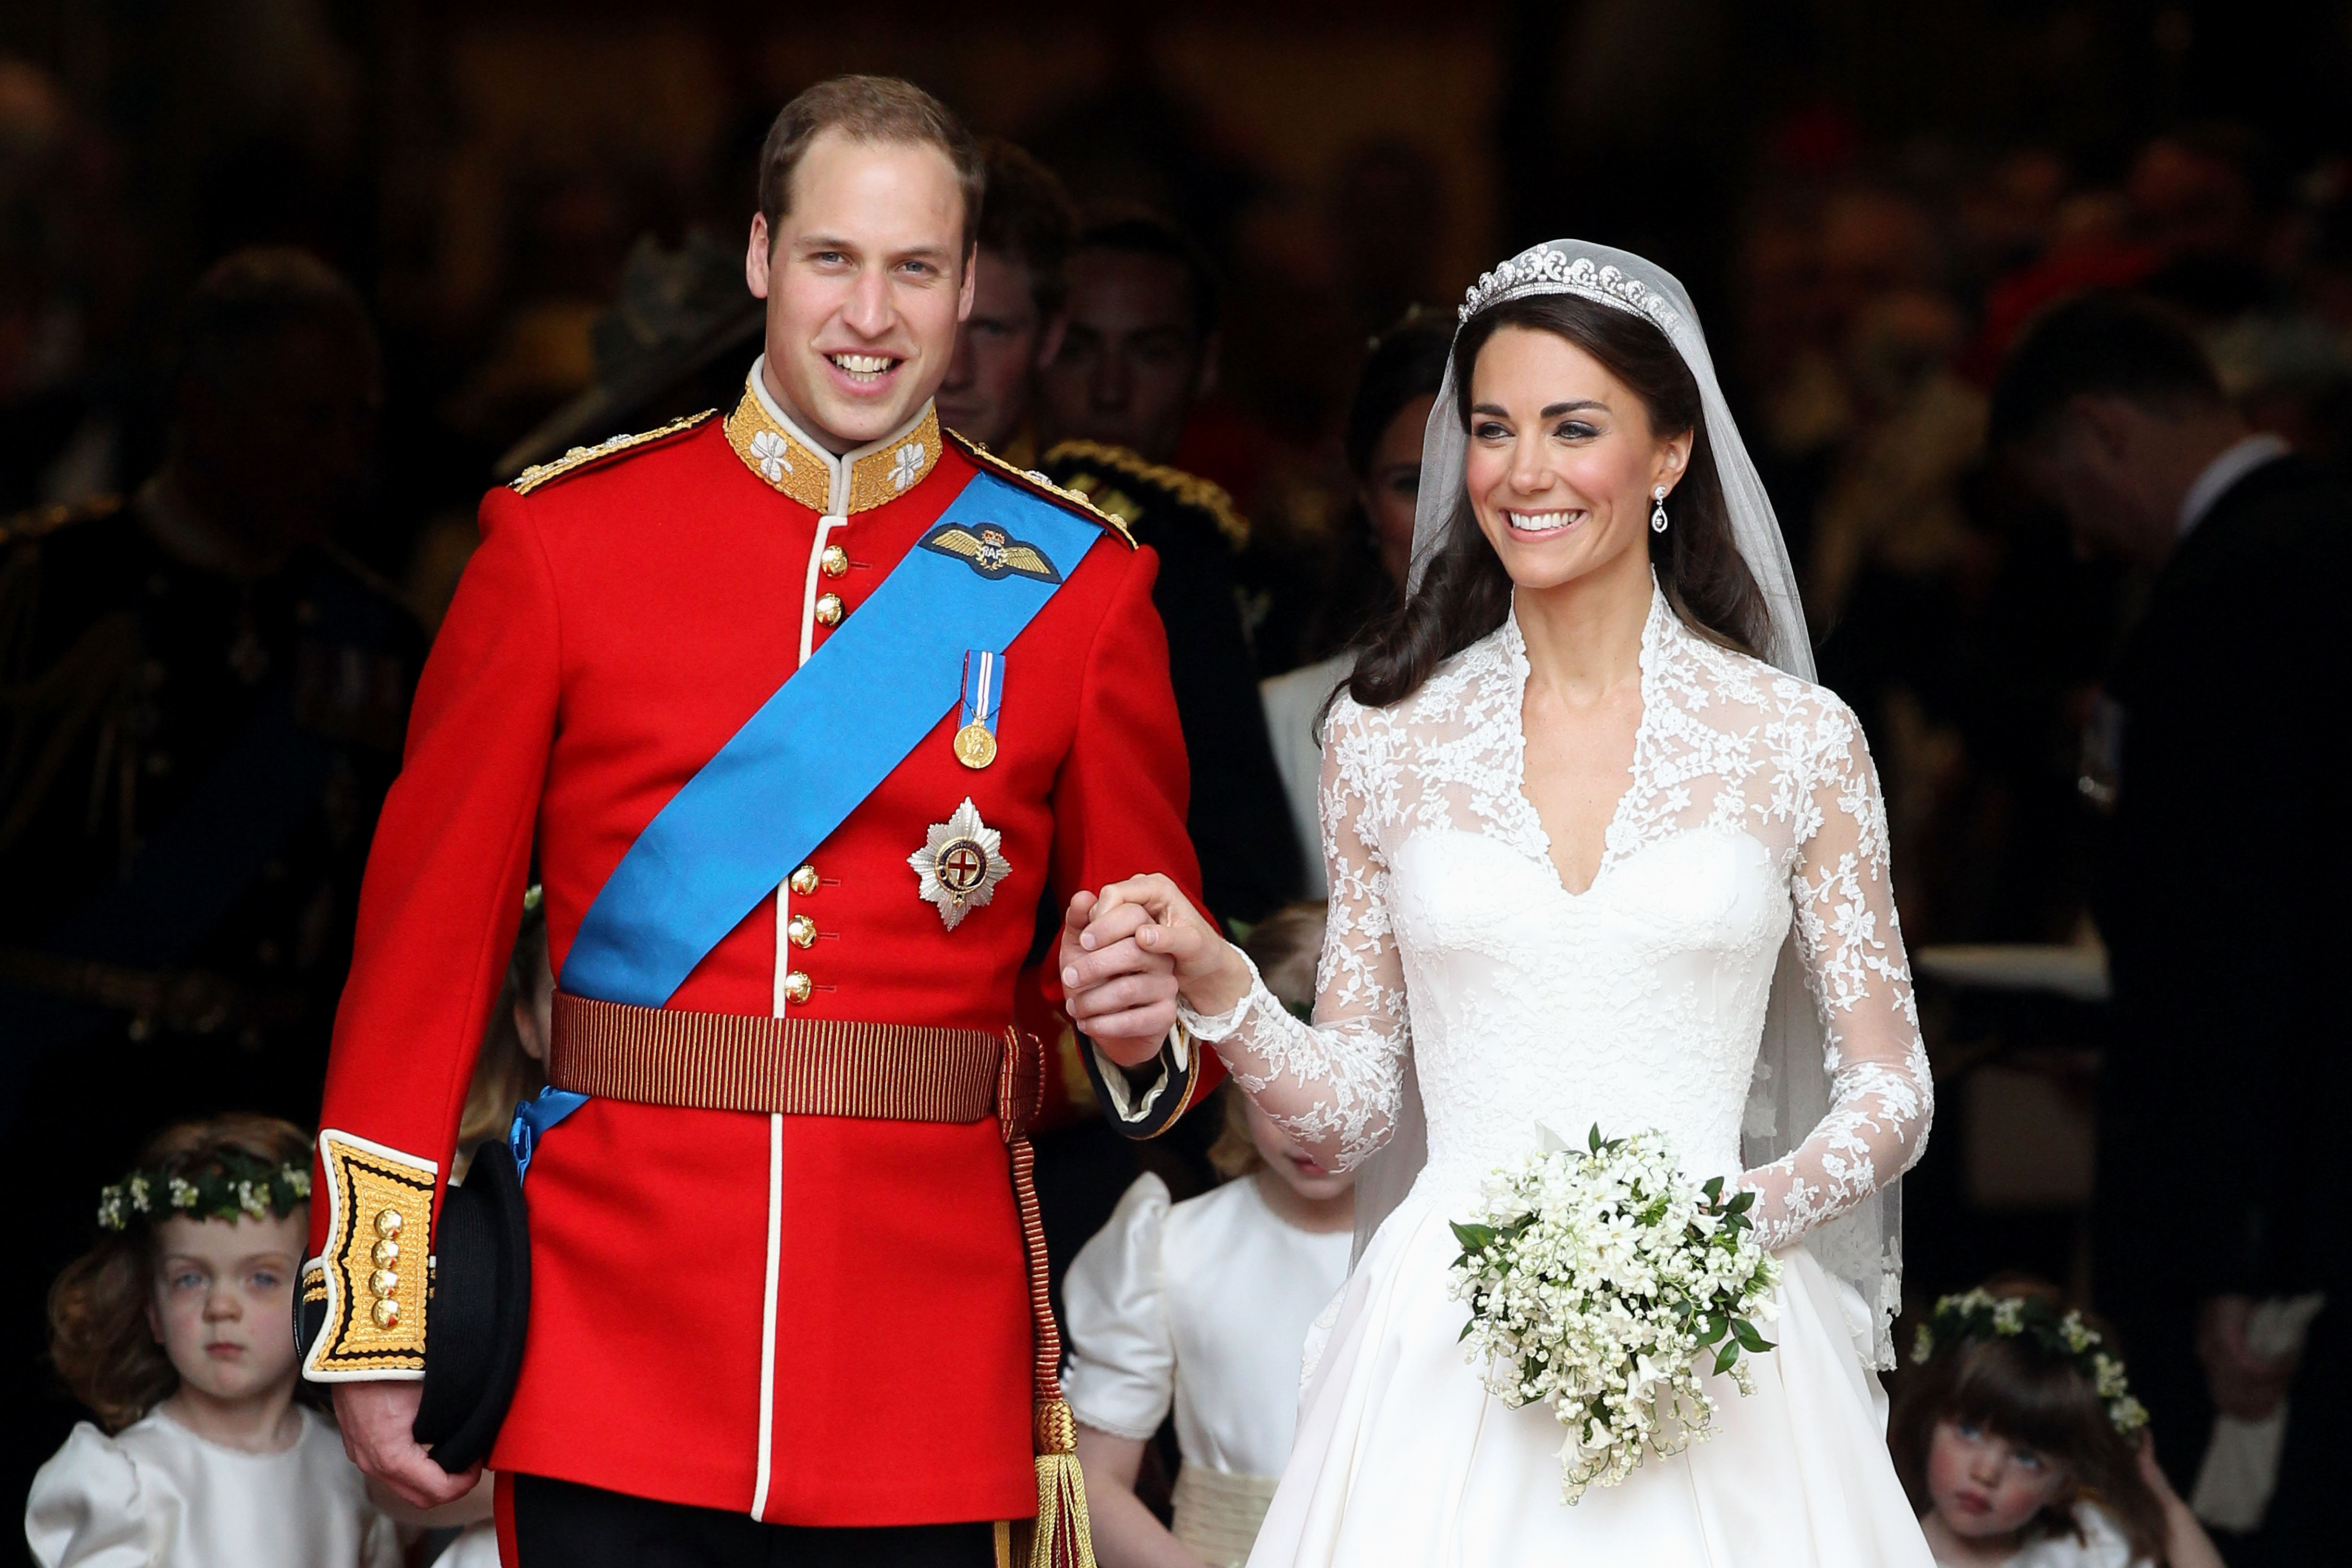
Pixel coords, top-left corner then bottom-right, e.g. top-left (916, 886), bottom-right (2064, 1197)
top-left (97, 1150), bottom-right (311, 1232)
top-left (1913, 1288), bottom-right (2149, 1437)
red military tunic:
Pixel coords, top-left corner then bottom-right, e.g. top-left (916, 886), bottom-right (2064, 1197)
top-left (305, 364), bottom-right (1217, 1525)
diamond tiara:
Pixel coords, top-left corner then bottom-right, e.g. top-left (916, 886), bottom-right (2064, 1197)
top-left (1459, 250), bottom-right (1683, 335)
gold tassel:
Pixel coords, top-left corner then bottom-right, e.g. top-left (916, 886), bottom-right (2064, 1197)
top-left (1029, 1398), bottom-right (1096, 1568)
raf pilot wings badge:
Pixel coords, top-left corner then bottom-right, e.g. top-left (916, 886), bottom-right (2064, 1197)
top-left (918, 520), bottom-right (1064, 584)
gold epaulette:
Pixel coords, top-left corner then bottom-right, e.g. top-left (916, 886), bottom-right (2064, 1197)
top-left (0, 493), bottom-right (124, 551)
top-left (943, 427), bottom-right (1137, 550)
top-left (509, 408), bottom-right (718, 496)
top-left (1038, 439), bottom-right (1249, 551)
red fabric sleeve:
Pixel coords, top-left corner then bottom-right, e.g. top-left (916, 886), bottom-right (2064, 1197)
top-left (1047, 542), bottom-right (1225, 1110)
top-left (309, 488), bottom-right (559, 1250)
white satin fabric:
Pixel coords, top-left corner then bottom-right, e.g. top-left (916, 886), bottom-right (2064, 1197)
top-left (1061, 1172), bottom-right (1352, 1479)
top-left (26, 1406), bottom-right (403, 1568)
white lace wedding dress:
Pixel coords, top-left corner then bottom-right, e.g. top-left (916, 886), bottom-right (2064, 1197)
top-left (1184, 584), bottom-right (1936, 1566)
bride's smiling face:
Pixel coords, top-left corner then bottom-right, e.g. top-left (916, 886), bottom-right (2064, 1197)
top-left (1463, 325), bottom-right (1690, 593)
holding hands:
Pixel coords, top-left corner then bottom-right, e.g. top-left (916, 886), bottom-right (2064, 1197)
top-left (1059, 875), bottom-right (1252, 1066)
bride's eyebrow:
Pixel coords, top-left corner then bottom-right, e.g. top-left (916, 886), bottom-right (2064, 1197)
top-left (1540, 400), bottom-right (1608, 417)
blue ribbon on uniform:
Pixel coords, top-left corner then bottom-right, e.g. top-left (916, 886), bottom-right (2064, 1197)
top-left (960, 648), bottom-right (1003, 742)
top-left (509, 1086), bottom-right (590, 1183)
top-left (558, 468), bottom-right (1102, 1008)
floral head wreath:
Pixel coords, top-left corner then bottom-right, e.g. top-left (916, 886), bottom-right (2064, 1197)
top-left (1912, 1288), bottom-right (2150, 1437)
top-left (97, 1149), bottom-right (312, 1232)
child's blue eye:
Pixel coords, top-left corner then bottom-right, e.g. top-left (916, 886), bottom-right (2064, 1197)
top-left (1954, 1420), bottom-right (1982, 1441)
top-left (169, 1271), bottom-right (205, 1291)
top-left (251, 1269), bottom-right (283, 1290)
top-left (2014, 1449), bottom-right (2045, 1471)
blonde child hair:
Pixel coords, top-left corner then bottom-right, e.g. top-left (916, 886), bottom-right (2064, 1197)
top-left (1208, 901), bottom-right (1326, 1180)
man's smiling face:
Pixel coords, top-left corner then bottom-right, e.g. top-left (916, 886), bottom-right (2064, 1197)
top-left (746, 128), bottom-right (975, 454)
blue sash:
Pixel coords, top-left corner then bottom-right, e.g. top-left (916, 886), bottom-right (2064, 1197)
top-left (559, 469), bottom-right (1103, 1007)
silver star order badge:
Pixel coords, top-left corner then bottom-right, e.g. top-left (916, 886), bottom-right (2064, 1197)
top-left (908, 797), bottom-right (1012, 930)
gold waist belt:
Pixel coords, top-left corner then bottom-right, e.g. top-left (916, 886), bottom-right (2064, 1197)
top-left (1171, 1462), bottom-right (1280, 1568)
top-left (547, 990), bottom-right (1006, 1123)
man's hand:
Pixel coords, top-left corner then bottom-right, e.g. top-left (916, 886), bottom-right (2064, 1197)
top-left (333, 1380), bottom-right (482, 1509)
top-left (1060, 875), bottom-right (1250, 1066)
top-left (2197, 1294), bottom-right (2300, 1421)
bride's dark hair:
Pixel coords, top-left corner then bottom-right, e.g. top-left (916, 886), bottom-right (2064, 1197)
top-left (1348, 293), bottom-right (1771, 711)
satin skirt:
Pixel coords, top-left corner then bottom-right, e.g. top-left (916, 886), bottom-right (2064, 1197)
top-left (1247, 1194), bottom-right (1937, 1567)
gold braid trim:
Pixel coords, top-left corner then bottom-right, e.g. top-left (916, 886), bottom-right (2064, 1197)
top-left (1039, 439), bottom-right (1249, 551)
top-left (510, 409), bottom-right (718, 495)
top-left (303, 1130), bottom-right (438, 1381)
top-left (943, 429), bottom-right (1137, 550)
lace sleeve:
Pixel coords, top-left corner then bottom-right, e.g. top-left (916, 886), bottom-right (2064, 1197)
top-left (1740, 698), bottom-right (1933, 1249)
top-left (1177, 701), bottom-right (1409, 1170)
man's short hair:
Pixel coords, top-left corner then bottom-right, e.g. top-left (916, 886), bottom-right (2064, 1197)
top-left (1073, 206), bottom-right (1219, 341)
top-left (172, 246), bottom-right (377, 398)
top-left (758, 75), bottom-right (984, 258)
top-left (1988, 292), bottom-right (2225, 449)
top-left (975, 137), bottom-right (1077, 319)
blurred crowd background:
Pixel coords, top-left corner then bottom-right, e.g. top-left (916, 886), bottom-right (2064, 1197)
top-left (8, 0), bottom-right (2352, 1554)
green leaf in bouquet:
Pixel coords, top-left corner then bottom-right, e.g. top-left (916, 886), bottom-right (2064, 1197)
top-left (1723, 1189), bottom-right (1754, 1216)
top-left (1637, 1195), bottom-right (1671, 1226)
top-left (1730, 1318), bottom-right (1774, 1354)
top-left (1696, 1311), bottom-right (1727, 1345)
top-left (1702, 1174), bottom-right (1726, 1203)
top-left (1451, 1220), bottom-right (1500, 1254)
top-left (1714, 1340), bottom-right (1743, 1376)
top-left (1589, 1124), bottom-right (1604, 1153)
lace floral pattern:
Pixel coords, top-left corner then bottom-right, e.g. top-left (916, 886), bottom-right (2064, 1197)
top-left (1182, 585), bottom-right (1931, 1252)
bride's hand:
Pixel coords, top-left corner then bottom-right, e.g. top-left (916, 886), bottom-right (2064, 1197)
top-left (1063, 876), bottom-right (1252, 1045)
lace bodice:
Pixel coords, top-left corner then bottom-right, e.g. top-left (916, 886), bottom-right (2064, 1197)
top-left (1185, 587), bottom-right (1932, 1251)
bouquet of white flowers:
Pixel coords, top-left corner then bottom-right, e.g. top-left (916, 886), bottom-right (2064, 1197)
top-left (1448, 1125), bottom-right (1782, 1503)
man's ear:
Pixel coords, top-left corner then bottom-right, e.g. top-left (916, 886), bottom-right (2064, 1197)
top-left (2062, 393), bottom-right (2135, 466)
top-left (1035, 310), bottom-right (1068, 373)
top-left (957, 245), bottom-right (979, 323)
top-left (1195, 331), bottom-right (1222, 402)
top-left (745, 214), bottom-right (773, 300)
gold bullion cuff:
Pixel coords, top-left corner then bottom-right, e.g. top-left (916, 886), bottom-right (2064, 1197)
top-left (302, 1129), bottom-right (437, 1382)
top-left (1083, 1022), bottom-right (1199, 1140)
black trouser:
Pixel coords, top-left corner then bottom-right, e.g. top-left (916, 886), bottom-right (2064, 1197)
top-left (507, 1474), bottom-right (998, 1568)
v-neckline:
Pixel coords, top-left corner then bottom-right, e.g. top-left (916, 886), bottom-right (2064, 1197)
top-left (1505, 587), bottom-right (1662, 899)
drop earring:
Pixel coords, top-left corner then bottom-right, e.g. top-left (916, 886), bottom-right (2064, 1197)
top-left (1650, 485), bottom-right (1669, 534)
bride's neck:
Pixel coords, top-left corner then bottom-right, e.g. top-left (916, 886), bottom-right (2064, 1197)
top-left (1512, 547), bottom-right (1652, 702)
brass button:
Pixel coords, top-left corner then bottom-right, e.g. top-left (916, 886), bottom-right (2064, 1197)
top-left (821, 543), bottom-right (849, 577)
top-left (370, 1298), bottom-right (401, 1330)
top-left (789, 863), bottom-right (820, 897)
top-left (786, 913), bottom-right (817, 949)
top-left (371, 1238), bottom-right (399, 1267)
top-left (782, 970), bottom-right (812, 1004)
top-left (813, 593), bottom-right (843, 626)
top-left (374, 1207), bottom-right (403, 1238)
top-left (368, 1268), bottom-right (400, 1298)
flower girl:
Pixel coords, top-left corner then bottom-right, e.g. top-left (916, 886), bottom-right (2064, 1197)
top-left (1892, 1281), bottom-right (2225, 1568)
top-left (27, 1115), bottom-right (403, 1568)
top-left (1064, 904), bottom-right (1354, 1568)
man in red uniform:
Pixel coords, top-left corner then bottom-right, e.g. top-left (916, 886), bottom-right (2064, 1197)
top-left (305, 77), bottom-right (1214, 1567)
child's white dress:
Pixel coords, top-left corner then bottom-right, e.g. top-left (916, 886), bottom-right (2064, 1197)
top-left (1062, 1171), bottom-right (1353, 1568)
top-left (1930, 1503), bottom-right (2144, 1568)
top-left (25, 1404), bottom-right (403, 1568)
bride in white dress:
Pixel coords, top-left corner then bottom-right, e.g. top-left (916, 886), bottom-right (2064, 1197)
top-left (1061, 241), bottom-right (1936, 1566)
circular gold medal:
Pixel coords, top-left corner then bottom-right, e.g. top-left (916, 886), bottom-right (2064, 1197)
top-left (954, 723), bottom-right (998, 770)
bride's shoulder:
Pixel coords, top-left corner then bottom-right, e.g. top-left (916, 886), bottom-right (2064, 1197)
top-left (1665, 626), bottom-right (1871, 765)
top-left (1326, 623), bottom-right (1516, 737)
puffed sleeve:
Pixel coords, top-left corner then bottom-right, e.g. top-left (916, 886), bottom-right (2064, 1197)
top-left (24, 1423), bottom-right (164, 1568)
top-left (1059, 1174), bottom-right (1176, 1442)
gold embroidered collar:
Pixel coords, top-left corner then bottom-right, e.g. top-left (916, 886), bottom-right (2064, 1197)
top-left (724, 357), bottom-right (943, 515)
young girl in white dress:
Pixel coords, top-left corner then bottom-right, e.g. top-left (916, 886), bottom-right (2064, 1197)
top-left (1065, 904), bottom-right (1355, 1568)
top-left (1894, 1282), bottom-right (2226, 1568)
top-left (27, 1115), bottom-right (404, 1568)
top-left (1061, 241), bottom-right (1938, 1565)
